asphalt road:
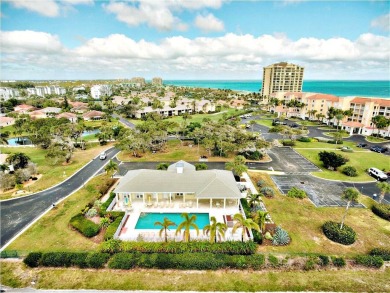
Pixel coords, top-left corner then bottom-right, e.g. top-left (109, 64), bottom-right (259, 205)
top-left (112, 113), bottom-right (135, 129)
top-left (0, 147), bottom-right (120, 249)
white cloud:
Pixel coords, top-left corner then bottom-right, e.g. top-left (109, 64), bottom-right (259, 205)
top-left (4, 0), bottom-right (93, 17)
top-left (195, 13), bottom-right (224, 32)
top-left (371, 13), bottom-right (390, 31)
top-left (1, 30), bottom-right (389, 80)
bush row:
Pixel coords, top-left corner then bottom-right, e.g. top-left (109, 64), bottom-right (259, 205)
top-left (100, 239), bottom-right (257, 255)
top-left (99, 192), bottom-right (116, 215)
top-left (108, 252), bottom-right (265, 270)
top-left (24, 252), bottom-right (110, 269)
top-left (354, 255), bottom-right (384, 268)
top-left (69, 213), bottom-right (100, 238)
top-left (104, 214), bottom-right (125, 241)
top-left (372, 203), bottom-right (390, 221)
top-left (322, 221), bottom-right (356, 245)
top-left (240, 198), bottom-right (251, 218)
top-left (370, 248), bottom-right (390, 261)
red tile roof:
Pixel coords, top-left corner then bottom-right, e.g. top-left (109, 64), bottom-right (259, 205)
top-left (82, 110), bottom-right (104, 118)
top-left (307, 93), bottom-right (339, 102)
top-left (57, 112), bottom-right (77, 119)
top-left (342, 121), bottom-right (364, 127)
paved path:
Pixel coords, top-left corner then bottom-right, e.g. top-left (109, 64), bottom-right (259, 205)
top-left (112, 113), bottom-right (136, 129)
top-left (0, 147), bottom-right (120, 249)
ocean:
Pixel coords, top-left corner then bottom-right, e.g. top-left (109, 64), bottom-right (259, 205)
top-left (164, 80), bottom-right (390, 98)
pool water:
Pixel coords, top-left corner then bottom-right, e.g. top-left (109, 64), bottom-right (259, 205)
top-left (82, 129), bottom-right (100, 137)
top-left (135, 213), bottom-right (210, 230)
top-left (7, 137), bottom-right (32, 146)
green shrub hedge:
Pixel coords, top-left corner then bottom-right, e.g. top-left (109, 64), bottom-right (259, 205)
top-left (24, 252), bottom-right (110, 268)
top-left (370, 248), bottom-right (390, 261)
top-left (298, 137), bottom-right (311, 142)
top-left (282, 140), bottom-right (296, 146)
top-left (99, 192), bottom-right (116, 215)
top-left (331, 256), bottom-right (346, 267)
top-left (115, 241), bottom-right (257, 255)
top-left (107, 252), bottom-right (265, 270)
top-left (104, 214), bottom-right (125, 241)
top-left (240, 198), bottom-right (251, 218)
top-left (342, 166), bottom-right (358, 177)
top-left (287, 187), bottom-right (307, 199)
top-left (322, 221), bottom-right (356, 245)
top-left (318, 255), bottom-right (330, 266)
top-left (372, 203), bottom-right (390, 221)
top-left (354, 255), bottom-right (383, 268)
top-left (69, 213), bottom-right (100, 238)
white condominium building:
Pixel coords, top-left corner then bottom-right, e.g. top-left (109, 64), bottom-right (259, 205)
top-left (0, 87), bottom-right (20, 100)
top-left (90, 85), bottom-right (112, 99)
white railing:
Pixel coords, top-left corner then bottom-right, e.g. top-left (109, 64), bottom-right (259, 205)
top-left (113, 212), bottom-right (129, 240)
top-left (107, 196), bottom-right (117, 211)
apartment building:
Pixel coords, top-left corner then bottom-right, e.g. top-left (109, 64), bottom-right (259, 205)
top-left (0, 87), bottom-right (20, 100)
top-left (130, 77), bottom-right (146, 87)
top-left (152, 77), bottom-right (163, 86)
top-left (27, 86), bottom-right (66, 97)
top-left (261, 62), bottom-right (304, 97)
top-left (270, 92), bottom-right (390, 137)
top-left (90, 85), bottom-right (112, 99)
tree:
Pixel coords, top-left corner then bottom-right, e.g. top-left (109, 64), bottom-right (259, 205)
top-left (372, 115), bottom-right (389, 137)
top-left (252, 210), bottom-right (268, 234)
top-left (249, 120), bottom-right (256, 132)
top-left (203, 216), bottom-right (227, 243)
top-left (333, 131), bottom-right (343, 144)
top-left (175, 212), bottom-right (199, 242)
top-left (376, 182), bottom-right (390, 203)
top-left (340, 187), bottom-right (359, 229)
top-left (318, 151), bottom-right (349, 171)
top-left (232, 213), bottom-right (260, 242)
top-left (225, 155), bottom-right (248, 177)
top-left (155, 217), bottom-right (176, 243)
top-left (6, 152), bottom-right (30, 170)
top-left (105, 160), bottom-right (118, 177)
top-left (195, 163), bottom-right (208, 170)
top-left (247, 193), bottom-right (262, 209)
top-left (335, 113), bottom-right (345, 130)
top-left (156, 163), bottom-right (169, 170)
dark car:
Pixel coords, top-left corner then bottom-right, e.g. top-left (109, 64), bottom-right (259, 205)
top-left (356, 143), bottom-right (367, 148)
top-left (370, 146), bottom-right (388, 153)
top-left (290, 123), bottom-right (299, 128)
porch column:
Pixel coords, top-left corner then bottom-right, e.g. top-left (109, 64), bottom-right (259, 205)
top-left (349, 127), bottom-right (353, 135)
top-left (142, 193), bottom-right (145, 204)
top-left (156, 193), bottom-right (158, 204)
top-left (223, 198), bottom-right (226, 209)
top-left (197, 198), bottom-right (199, 208)
top-left (129, 193), bottom-right (132, 203)
top-left (183, 194), bottom-right (185, 203)
top-left (169, 193), bottom-right (172, 203)
top-left (210, 199), bottom-right (212, 208)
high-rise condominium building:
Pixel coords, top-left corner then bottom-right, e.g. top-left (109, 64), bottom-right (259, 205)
top-left (261, 62), bottom-right (304, 96)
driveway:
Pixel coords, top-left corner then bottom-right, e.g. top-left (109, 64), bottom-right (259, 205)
top-left (112, 113), bottom-right (135, 129)
top-left (0, 147), bottom-right (120, 249)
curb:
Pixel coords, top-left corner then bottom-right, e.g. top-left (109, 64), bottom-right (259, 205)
top-left (0, 146), bottom-right (115, 202)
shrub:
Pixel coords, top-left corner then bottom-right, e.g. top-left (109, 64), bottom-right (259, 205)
top-left (354, 255), bottom-right (383, 268)
top-left (282, 140), bottom-right (296, 146)
top-left (252, 229), bottom-right (263, 244)
top-left (97, 178), bottom-right (116, 196)
top-left (370, 248), bottom-right (390, 261)
top-left (257, 180), bottom-right (265, 188)
top-left (195, 163), bottom-right (208, 170)
top-left (304, 258), bottom-right (316, 271)
top-left (240, 198), bottom-right (251, 218)
top-left (342, 166), bottom-right (358, 177)
top-left (332, 256), bottom-right (346, 267)
top-left (104, 214), bottom-right (125, 241)
top-left (69, 213), bottom-right (100, 238)
top-left (318, 151), bottom-right (348, 170)
top-left (108, 252), bottom-right (140, 269)
top-left (260, 187), bottom-right (274, 198)
top-left (100, 239), bottom-right (122, 254)
top-left (86, 253), bottom-right (110, 269)
top-left (272, 226), bottom-right (290, 246)
top-left (264, 232), bottom-right (273, 240)
top-left (318, 255), bottom-right (330, 266)
top-left (372, 203), bottom-right (390, 221)
top-left (40, 252), bottom-right (88, 268)
top-left (268, 254), bottom-right (279, 267)
top-left (85, 208), bottom-right (98, 218)
top-left (23, 252), bottom-right (42, 268)
top-left (287, 187), bottom-right (307, 199)
top-left (322, 221), bottom-right (356, 245)
top-left (298, 137), bottom-right (311, 142)
top-left (239, 150), bottom-right (263, 161)
top-left (100, 192), bottom-right (116, 214)
top-left (327, 140), bottom-right (344, 144)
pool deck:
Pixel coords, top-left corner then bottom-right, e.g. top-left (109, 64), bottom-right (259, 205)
top-left (114, 202), bottom-right (245, 242)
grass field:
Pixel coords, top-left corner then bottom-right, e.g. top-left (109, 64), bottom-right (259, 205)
top-left (253, 119), bottom-right (273, 127)
top-left (294, 140), bottom-right (358, 150)
top-left (323, 131), bottom-right (350, 138)
top-left (5, 174), bottom-right (114, 254)
top-left (0, 143), bottom-right (112, 200)
top-left (293, 147), bottom-right (389, 181)
top-left (366, 135), bottom-right (389, 143)
top-left (1, 261), bottom-right (389, 292)
top-left (249, 172), bottom-right (390, 256)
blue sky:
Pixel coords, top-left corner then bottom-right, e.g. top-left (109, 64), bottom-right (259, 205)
top-left (1, 0), bottom-right (389, 80)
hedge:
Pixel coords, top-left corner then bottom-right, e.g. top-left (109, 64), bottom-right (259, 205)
top-left (240, 198), bottom-right (251, 218)
top-left (100, 240), bottom-right (257, 255)
top-left (322, 221), bottom-right (356, 245)
top-left (104, 214), bottom-right (125, 241)
top-left (370, 248), bottom-right (390, 261)
top-left (354, 255), bottom-right (384, 268)
top-left (331, 256), bottom-right (346, 267)
top-left (298, 137), bottom-right (311, 142)
top-left (372, 203), bottom-right (390, 221)
top-left (24, 252), bottom-right (110, 268)
top-left (100, 192), bottom-right (116, 215)
top-left (108, 252), bottom-right (265, 270)
top-left (69, 213), bottom-right (100, 238)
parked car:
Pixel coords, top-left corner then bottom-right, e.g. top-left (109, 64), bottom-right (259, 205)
top-left (356, 143), bottom-right (367, 148)
top-left (290, 123), bottom-right (299, 128)
top-left (368, 167), bottom-right (388, 181)
top-left (341, 146), bottom-right (353, 152)
top-left (370, 146), bottom-right (388, 153)
top-left (99, 151), bottom-right (107, 160)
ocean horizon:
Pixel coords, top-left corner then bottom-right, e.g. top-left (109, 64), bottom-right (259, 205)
top-left (164, 80), bottom-right (390, 99)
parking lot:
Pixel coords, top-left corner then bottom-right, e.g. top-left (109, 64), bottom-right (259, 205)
top-left (271, 174), bottom-right (365, 207)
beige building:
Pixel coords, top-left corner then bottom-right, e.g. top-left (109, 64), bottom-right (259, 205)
top-left (152, 77), bottom-right (163, 86)
top-left (270, 92), bottom-right (390, 137)
top-left (261, 62), bottom-right (304, 97)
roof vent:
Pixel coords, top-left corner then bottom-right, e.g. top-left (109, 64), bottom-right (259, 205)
top-left (176, 162), bottom-right (184, 174)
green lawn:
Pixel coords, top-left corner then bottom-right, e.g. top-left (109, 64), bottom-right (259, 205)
top-left (294, 140), bottom-right (357, 149)
top-left (366, 135), bottom-right (388, 143)
top-left (6, 174), bottom-right (114, 254)
top-left (0, 144), bottom-right (112, 200)
top-left (323, 131), bottom-right (350, 138)
top-left (249, 172), bottom-right (390, 256)
top-left (294, 147), bottom-right (388, 181)
top-left (254, 119), bottom-right (273, 127)
top-left (2, 261), bottom-right (389, 292)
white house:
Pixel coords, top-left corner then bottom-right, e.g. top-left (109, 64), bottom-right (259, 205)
top-left (91, 85), bottom-right (112, 99)
top-left (0, 88), bottom-right (20, 100)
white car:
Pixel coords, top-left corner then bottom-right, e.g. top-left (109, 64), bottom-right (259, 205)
top-left (99, 152), bottom-right (107, 160)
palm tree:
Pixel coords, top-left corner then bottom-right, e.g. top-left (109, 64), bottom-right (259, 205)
top-left (376, 182), bottom-right (390, 203)
top-left (155, 217), bottom-right (176, 243)
top-left (335, 113), bottom-right (345, 130)
top-left (249, 120), bottom-right (256, 132)
top-left (175, 212), bottom-right (199, 242)
top-left (232, 213), bottom-right (260, 242)
top-left (340, 187), bottom-right (360, 229)
top-left (225, 155), bottom-right (248, 177)
top-left (104, 160), bottom-right (118, 177)
top-left (247, 193), bottom-right (262, 209)
top-left (252, 210), bottom-right (268, 234)
top-left (203, 216), bottom-right (227, 243)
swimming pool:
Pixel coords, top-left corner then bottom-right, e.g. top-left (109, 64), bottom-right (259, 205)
top-left (135, 213), bottom-right (210, 230)
top-left (7, 137), bottom-right (32, 146)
